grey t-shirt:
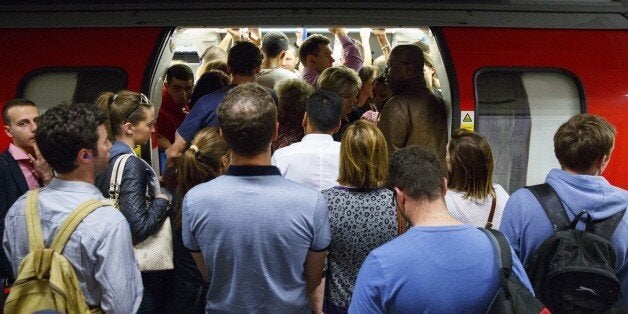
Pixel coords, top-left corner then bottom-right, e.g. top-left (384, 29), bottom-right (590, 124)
top-left (183, 165), bottom-right (331, 312)
top-left (257, 67), bottom-right (297, 89)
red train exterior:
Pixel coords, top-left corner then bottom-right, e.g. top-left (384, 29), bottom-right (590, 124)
top-left (0, 26), bottom-right (626, 188)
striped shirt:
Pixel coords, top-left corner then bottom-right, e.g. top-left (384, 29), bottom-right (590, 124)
top-left (3, 179), bottom-right (143, 313)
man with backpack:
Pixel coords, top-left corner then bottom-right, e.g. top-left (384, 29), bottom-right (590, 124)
top-left (2, 102), bottom-right (142, 313)
top-left (350, 146), bottom-right (534, 313)
top-left (501, 113), bottom-right (628, 313)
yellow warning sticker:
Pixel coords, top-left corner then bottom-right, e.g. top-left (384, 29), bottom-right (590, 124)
top-left (461, 111), bottom-right (474, 131)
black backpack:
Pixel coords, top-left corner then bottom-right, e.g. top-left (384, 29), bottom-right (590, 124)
top-left (525, 183), bottom-right (626, 314)
top-left (480, 228), bottom-right (548, 314)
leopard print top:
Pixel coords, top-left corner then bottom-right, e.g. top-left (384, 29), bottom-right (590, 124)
top-left (321, 186), bottom-right (398, 309)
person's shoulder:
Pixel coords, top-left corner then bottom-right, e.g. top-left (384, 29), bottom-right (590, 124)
top-left (276, 68), bottom-right (298, 78)
top-left (195, 86), bottom-right (230, 106)
top-left (276, 176), bottom-right (321, 197)
top-left (0, 149), bottom-right (13, 167)
top-left (493, 184), bottom-right (510, 198)
top-left (273, 141), bottom-right (303, 157)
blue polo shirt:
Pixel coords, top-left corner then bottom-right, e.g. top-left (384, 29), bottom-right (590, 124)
top-left (182, 165), bottom-right (331, 312)
top-left (177, 84), bottom-right (278, 142)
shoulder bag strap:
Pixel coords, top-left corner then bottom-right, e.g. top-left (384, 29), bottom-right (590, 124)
top-left (485, 197), bottom-right (497, 229)
top-left (525, 183), bottom-right (570, 231)
top-left (108, 154), bottom-right (133, 203)
top-left (479, 227), bottom-right (512, 291)
top-left (24, 189), bottom-right (45, 252)
top-left (592, 208), bottom-right (626, 240)
top-left (50, 200), bottom-right (106, 253)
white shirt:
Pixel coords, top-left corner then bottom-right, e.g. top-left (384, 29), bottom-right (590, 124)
top-left (271, 134), bottom-right (340, 191)
top-left (445, 184), bottom-right (509, 229)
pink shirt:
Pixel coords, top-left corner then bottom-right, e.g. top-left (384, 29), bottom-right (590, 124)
top-left (300, 33), bottom-right (364, 86)
top-left (8, 143), bottom-right (40, 189)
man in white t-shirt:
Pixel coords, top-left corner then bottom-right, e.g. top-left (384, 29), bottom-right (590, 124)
top-left (257, 31), bottom-right (297, 89)
top-left (272, 90), bottom-right (343, 191)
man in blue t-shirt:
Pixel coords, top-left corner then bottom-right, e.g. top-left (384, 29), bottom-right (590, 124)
top-left (349, 146), bottom-right (532, 313)
top-left (166, 41), bottom-right (276, 164)
top-left (182, 83), bottom-right (331, 312)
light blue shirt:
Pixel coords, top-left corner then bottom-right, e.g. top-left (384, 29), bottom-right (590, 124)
top-left (349, 224), bottom-right (533, 313)
top-left (183, 165), bottom-right (331, 312)
top-left (3, 178), bottom-right (143, 313)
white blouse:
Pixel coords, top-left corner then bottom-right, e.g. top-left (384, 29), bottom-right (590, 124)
top-left (445, 184), bottom-right (509, 229)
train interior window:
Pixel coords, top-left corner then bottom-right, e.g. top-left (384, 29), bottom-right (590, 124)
top-left (475, 70), bottom-right (582, 194)
top-left (20, 68), bottom-right (127, 112)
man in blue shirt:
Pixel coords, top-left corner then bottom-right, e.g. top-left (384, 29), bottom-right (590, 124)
top-left (182, 83), bottom-right (331, 312)
top-left (350, 146), bottom-right (532, 313)
top-left (166, 41), bottom-right (276, 164)
top-left (3, 103), bottom-right (142, 313)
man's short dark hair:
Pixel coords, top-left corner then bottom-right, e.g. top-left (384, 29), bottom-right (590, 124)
top-left (554, 113), bottom-right (616, 172)
top-left (2, 98), bottom-right (37, 125)
top-left (35, 103), bottom-right (107, 174)
top-left (228, 41), bottom-right (264, 76)
top-left (261, 31), bottom-right (290, 59)
top-left (389, 146), bottom-right (445, 201)
top-left (306, 90), bottom-right (343, 133)
top-left (217, 83), bottom-right (276, 157)
top-left (298, 34), bottom-right (331, 62)
top-left (165, 63), bottom-right (194, 83)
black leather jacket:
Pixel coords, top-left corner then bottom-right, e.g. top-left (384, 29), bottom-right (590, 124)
top-left (96, 147), bottom-right (170, 245)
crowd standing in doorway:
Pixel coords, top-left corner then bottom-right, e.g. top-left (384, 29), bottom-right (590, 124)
top-left (0, 27), bottom-right (626, 314)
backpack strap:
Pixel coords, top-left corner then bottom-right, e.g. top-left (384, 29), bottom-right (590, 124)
top-left (24, 189), bottom-right (45, 252)
top-left (50, 200), bottom-right (106, 253)
top-left (591, 208), bottom-right (626, 240)
top-left (525, 183), bottom-right (570, 231)
top-left (480, 228), bottom-right (512, 275)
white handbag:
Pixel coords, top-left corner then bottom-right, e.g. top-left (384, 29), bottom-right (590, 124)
top-left (109, 153), bottom-right (174, 272)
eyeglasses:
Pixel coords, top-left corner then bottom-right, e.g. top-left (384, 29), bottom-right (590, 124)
top-left (124, 93), bottom-right (150, 123)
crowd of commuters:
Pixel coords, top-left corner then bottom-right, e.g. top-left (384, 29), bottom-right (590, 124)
top-left (0, 27), bottom-right (626, 314)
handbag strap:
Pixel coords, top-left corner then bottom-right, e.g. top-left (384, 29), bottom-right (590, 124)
top-left (108, 154), bottom-right (133, 204)
top-left (25, 189), bottom-right (44, 252)
top-left (485, 197), bottom-right (497, 229)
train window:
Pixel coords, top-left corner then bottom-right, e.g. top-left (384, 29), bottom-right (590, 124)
top-left (19, 68), bottom-right (127, 112)
top-left (475, 70), bottom-right (583, 193)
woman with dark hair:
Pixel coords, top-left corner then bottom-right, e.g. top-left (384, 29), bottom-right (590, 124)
top-left (166, 127), bottom-right (230, 313)
top-left (95, 90), bottom-right (171, 313)
top-left (445, 128), bottom-right (509, 229)
top-left (321, 120), bottom-right (399, 313)
top-left (189, 69), bottom-right (230, 109)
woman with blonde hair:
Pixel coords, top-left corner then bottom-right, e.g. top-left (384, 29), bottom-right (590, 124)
top-left (445, 128), bottom-right (509, 229)
top-left (94, 90), bottom-right (171, 313)
top-left (317, 65), bottom-right (362, 141)
top-left (166, 127), bottom-right (230, 313)
top-left (321, 120), bottom-right (398, 313)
